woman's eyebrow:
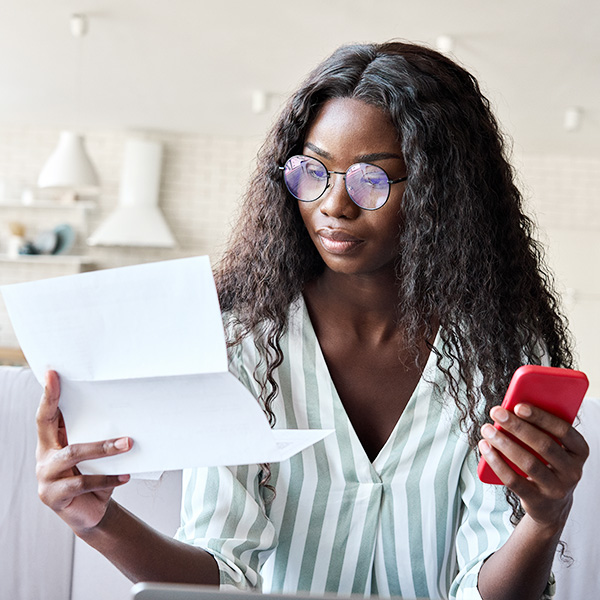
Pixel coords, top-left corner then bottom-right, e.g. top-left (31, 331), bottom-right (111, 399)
top-left (355, 151), bottom-right (404, 163)
top-left (304, 143), bottom-right (403, 164)
top-left (304, 142), bottom-right (332, 159)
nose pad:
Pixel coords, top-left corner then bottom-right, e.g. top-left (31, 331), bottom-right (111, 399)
top-left (319, 173), bottom-right (360, 218)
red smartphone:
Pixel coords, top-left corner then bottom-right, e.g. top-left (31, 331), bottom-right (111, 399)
top-left (477, 365), bottom-right (589, 485)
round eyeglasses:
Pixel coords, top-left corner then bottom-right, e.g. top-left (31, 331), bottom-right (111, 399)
top-left (279, 154), bottom-right (407, 211)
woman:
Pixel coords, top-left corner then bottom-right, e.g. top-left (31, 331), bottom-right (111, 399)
top-left (36, 42), bottom-right (588, 600)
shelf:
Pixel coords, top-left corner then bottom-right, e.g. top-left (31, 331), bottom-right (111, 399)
top-left (0, 254), bottom-right (94, 266)
top-left (0, 200), bottom-right (96, 210)
top-left (0, 199), bottom-right (96, 269)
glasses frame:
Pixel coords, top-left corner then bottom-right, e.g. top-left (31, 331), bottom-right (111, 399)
top-left (279, 154), bottom-right (408, 211)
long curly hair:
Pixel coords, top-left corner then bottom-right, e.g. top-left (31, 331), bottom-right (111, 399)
top-left (216, 41), bottom-right (573, 520)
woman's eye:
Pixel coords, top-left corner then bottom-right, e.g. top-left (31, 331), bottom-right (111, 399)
top-left (362, 171), bottom-right (387, 187)
top-left (306, 164), bottom-right (327, 180)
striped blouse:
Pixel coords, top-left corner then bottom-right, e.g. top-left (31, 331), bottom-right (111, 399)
top-left (174, 298), bottom-right (516, 600)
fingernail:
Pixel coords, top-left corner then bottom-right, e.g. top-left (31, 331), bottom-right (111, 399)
top-left (482, 424), bottom-right (496, 438)
top-left (515, 404), bottom-right (532, 417)
top-left (492, 407), bottom-right (508, 422)
top-left (114, 437), bottom-right (129, 451)
top-left (479, 440), bottom-right (491, 454)
top-left (118, 474), bottom-right (130, 483)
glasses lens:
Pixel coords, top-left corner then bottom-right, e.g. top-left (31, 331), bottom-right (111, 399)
top-left (283, 155), bottom-right (328, 202)
top-left (345, 163), bottom-right (390, 210)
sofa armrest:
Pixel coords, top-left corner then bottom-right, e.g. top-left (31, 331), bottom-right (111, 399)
top-left (552, 396), bottom-right (600, 598)
top-left (0, 366), bottom-right (75, 600)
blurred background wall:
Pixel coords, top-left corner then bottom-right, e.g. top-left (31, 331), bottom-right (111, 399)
top-left (0, 0), bottom-right (598, 393)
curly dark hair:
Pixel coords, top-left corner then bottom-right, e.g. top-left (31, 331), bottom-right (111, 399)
top-left (215, 41), bottom-right (574, 522)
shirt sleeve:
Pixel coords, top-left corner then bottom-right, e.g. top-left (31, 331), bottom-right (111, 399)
top-left (449, 450), bottom-right (555, 600)
top-left (449, 449), bottom-right (514, 600)
top-left (174, 328), bottom-right (278, 590)
top-left (174, 462), bottom-right (278, 590)
top-left (449, 344), bottom-right (556, 600)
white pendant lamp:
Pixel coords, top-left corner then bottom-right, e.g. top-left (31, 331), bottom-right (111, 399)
top-left (38, 15), bottom-right (100, 199)
top-left (88, 138), bottom-right (176, 248)
top-left (38, 131), bottom-right (99, 195)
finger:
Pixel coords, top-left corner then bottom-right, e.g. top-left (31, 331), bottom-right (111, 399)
top-left (513, 403), bottom-right (590, 458)
top-left (57, 411), bottom-right (69, 448)
top-left (478, 438), bottom-right (536, 495)
top-left (481, 423), bottom-right (557, 487)
top-left (40, 474), bottom-right (130, 510)
top-left (36, 370), bottom-right (63, 451)
top-left (42, 437), bottom-right (133, 479)
top-left (489, 407), bottom-right (572, 474)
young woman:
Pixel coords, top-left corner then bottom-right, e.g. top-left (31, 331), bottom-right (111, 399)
top-left (36, 42), bottom-right (588, 600)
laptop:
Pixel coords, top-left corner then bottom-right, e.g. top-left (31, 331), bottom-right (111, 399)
top-left (131, 582), bottom-right (425, 600)
top-left (131, 583), bottom-right (338, 600)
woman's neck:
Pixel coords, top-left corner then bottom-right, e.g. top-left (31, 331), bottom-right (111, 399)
top-left (304, 268), bottom-right (400, 343)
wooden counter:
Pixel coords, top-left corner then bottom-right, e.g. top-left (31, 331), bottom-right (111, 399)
top-left (0, 346), bottom-right (28, 366)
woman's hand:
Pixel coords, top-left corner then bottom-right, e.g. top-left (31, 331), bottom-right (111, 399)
top-left (36, 370), bottom-right (132, 536)
top-left (479, 403), bottom-right (589, 532)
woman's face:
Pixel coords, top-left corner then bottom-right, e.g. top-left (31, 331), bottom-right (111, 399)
top-left (298, 97), bottom-right (407, 278)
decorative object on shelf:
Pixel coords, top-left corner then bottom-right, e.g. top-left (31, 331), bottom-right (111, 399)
top-left (88, 138), bottom-right (176, 247)
top-left (0, 200), bottom-right (92, 264)
top-left (37, 14), bottom-right (100, 202)
top-left (18, 223), bottom-right (77, 256)
top-left (32, 230), bottom-right (58, 255)
top-left (53, 224), bottom-right (76, 255)
top-left (17, 242), bottom-right (37, 256)
top-left (7, 222), bottom-right (26, 258)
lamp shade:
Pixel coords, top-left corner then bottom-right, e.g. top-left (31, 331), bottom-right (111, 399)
top-left (88, 138), bottom-right (176, 247)
top-left (38, 131), bottom-right (100, 194)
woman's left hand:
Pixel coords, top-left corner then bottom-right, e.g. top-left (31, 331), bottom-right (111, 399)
top-left (479, 403), bottom-right (589, 532)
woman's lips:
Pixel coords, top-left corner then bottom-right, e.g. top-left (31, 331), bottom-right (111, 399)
top-left (316, 229), bottom-right (364, 254)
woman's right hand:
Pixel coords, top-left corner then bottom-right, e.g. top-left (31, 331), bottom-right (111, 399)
top-left (35, 370), bottom-right (132, 536)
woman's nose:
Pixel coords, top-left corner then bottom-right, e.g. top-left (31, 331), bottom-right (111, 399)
top-left (318, 174), bottom-right (361, 219)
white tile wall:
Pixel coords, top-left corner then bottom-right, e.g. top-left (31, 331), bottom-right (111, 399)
top-left (520, 155), bottom-right (600, 231)
top-left (1, 129), bottom-right (599, 395)
top-left (519, 155), bottom-right (600, 395)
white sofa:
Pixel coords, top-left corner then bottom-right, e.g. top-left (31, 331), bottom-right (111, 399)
top-left (0, 366), bottom-right (181, 600)
top-left (1, 365), bottom-right (598, 599)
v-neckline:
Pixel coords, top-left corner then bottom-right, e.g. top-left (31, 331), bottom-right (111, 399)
top-left (298, 295), bottom-right (440, 474)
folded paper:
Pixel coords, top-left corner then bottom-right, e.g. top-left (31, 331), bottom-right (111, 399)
top-left (2, 257), bottom-right (332, 475)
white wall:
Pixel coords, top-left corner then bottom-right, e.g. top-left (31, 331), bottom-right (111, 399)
top-left (0, 128), bottom-right (598, 394)
top-left (0, 126), bottom-right (261, 347)
top-left (520, 155), bottom-right (600, 396)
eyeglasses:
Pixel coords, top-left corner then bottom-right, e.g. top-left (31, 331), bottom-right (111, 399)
top-left (279, 154), bottom-right (407, 211)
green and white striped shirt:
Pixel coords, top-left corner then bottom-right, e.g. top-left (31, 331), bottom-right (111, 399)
top-left (175, 298), bottom-right (515, 599)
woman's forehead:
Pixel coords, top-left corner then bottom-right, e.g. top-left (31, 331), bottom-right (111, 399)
top-left (303, 98), bottom-right (403, 164)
